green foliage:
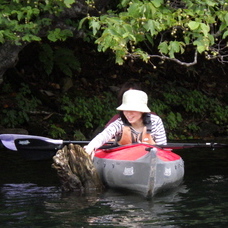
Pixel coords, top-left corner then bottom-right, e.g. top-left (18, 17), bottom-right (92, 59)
top-left (1, 82), bottom-right (13, 93)
top-left (48, 28), bottom-right (73, 42)
top-left (2, 0), bottom-right (227, 66)
top-left (166, 112), bottom-right (183, 131)
top-left (80, 0), bottom-right (228, 65)
top-left (39, 43), bottom-right (53, 75)
top-left (60, 92), bottom-right (117, 129)
top-left (211, 103), bottom-right (228, 125)
top-left (152, 88), bottom-right (228, 139)
top-left (0, 0), bottom-right (74, 44)
top-left (39, 43), bottom-right (81, 77)
top-left (49, 124), bottom-right (66, 138)
top-left (73, 130), bottom-right (87, 140)
top-left (0, 83), bottom-right (41, 127)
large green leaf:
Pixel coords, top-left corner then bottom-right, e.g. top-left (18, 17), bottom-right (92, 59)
top-left (188, 21), bottom-right (200, 30)
top-left (63, 0), bottom-right (75, 8)
top-left (158, 41), bottom-right (168, 54)
top-left (152, 0), bottom-right (163, 8)
top-left (200, 23), bottom-right (210, 37)
top-left (222, 30), bottom-right (228, 39)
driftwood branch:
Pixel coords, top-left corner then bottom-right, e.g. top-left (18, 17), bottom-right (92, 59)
top-left (52, 144), bottom-right (104, 193)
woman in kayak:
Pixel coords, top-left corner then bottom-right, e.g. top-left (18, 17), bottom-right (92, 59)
top-left (84, 89), bottom-right (167, 157)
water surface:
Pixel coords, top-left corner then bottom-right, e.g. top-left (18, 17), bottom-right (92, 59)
top-left (0, 145), bottom-right (227, 227)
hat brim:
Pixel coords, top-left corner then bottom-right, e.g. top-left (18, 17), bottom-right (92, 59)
top-left (116, 104), bottom-right (151, 113)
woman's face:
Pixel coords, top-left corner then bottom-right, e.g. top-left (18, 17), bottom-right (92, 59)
top-left (123, 111), bottom-right (143, 124)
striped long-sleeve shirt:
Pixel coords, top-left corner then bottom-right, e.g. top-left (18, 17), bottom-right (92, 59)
top-left (88, 114), bottom-right (167, 150)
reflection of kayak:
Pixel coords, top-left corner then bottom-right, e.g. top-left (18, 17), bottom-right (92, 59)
top-left (93, 143), bottom-right (184, 198)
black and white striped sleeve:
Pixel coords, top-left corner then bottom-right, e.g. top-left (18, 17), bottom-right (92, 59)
top-left (150, 114), bottom-right (167, 145)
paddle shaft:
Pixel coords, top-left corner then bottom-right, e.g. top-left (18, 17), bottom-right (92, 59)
top-left (156, 142), bottom-right (228, 149)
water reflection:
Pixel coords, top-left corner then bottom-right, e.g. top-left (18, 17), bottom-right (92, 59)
top-left (39, 180), bottom-right (190, 227)
top-left (164, 174), bottom-right (228, 227)
top-left (0, 183), bottom-right (60, 227)
top-left (86, 185), bottom-right (189, 227)
top-left (0, 181), bottom-right (189, 227)
top-left (1, 183), bottom-right (60, 201)
top-left (204, 174), bottom-right (227, 184)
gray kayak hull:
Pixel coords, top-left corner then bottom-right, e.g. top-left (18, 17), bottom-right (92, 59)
top-left (93, 144), bottom-right (184, 198)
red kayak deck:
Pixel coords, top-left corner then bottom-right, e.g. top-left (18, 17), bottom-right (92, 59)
top-left (95, 144), bottom-right (181, 162)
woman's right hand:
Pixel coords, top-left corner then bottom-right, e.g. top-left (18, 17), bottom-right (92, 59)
top-left (84, 145), bottom-right (95, 159)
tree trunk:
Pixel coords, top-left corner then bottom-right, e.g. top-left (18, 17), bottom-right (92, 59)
top-left (0, 42), bottom-right (27, 84)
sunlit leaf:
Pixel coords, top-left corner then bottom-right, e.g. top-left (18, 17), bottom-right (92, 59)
top-left (200, 23), bottom-right (209, 36)
top-left (90, 20), bottom-right (100, 35)
top-left (188, 21), bottom-right (200, 30)
top-left (158, 42), bottom-right (168, 54)
top-left (222, 30), bottom-right (228, 39)
top-left (152, 0), bottom-right (163, 8)
top-left (64, 0), bottom-right (75, 8)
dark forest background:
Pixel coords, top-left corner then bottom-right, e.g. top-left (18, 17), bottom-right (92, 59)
top-left (1, 38), bottom-right (227, 141)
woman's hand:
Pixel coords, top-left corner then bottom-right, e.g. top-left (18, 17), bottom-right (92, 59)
top-left (84, 145), bottom-right (95, 160)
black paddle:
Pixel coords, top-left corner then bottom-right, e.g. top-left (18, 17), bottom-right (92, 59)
top-left (1, 134), bottom-right (227, 152)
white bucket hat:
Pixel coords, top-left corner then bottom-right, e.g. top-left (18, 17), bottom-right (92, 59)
top-left (116, 89), bottom-right (151, 113)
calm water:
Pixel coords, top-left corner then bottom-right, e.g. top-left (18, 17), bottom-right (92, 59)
top-left (0, 145), bottom-right (228, 227)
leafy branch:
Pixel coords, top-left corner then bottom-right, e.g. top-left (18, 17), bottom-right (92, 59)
top-left (80, 0), bottom-right (228, 67)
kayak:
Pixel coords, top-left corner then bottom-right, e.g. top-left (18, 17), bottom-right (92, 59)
top-left (93, 143), bottom-right (184, 198)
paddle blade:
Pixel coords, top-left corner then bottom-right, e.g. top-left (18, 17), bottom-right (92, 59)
top-left (14, 138), bottom-right (63, 151)
top-left (0, 134), bottom-right (30, 151)
top-left (0, 134), bottom-right (64, 151)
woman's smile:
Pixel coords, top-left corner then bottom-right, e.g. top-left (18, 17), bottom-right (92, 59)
top-left (123, 111), bottom-right (143, 124)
